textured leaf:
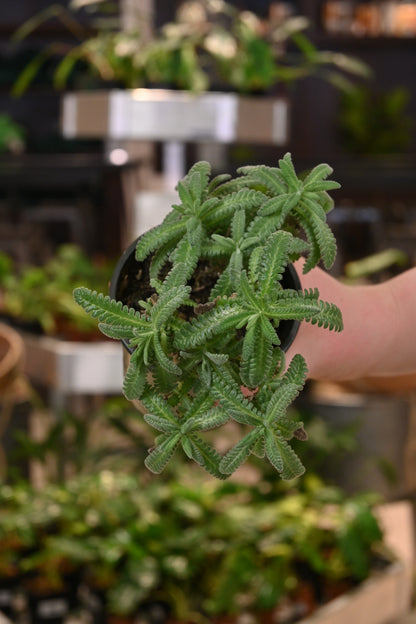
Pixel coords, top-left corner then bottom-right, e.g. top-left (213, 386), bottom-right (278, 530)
top-left (311, 300), bottom-right (344, 331)
top-left (283, 353), bottom-right (308, 390)
top-left (135, 219), bottom-right (186, 262)
top-left (152, 285), bottom-right (191, 329)
top-left (144, 433), bottom-right (181, 473)
top-left (177, 179), bottom-right (193, 208)
top-left (186, 434), bottom-right (226, 479)
top-left (278, 153), bottom-right (300, 192)
top-left (205, 352), bottom-right (229, 366)
top-left (296, 203), bottom-right (337, 269)
top-left (258, 231), bottom-right (292, 296)
top-left (186, 408), bottom-right (229, 431)
top-left (266, 382), bottom-right (304, 425)
top-left (123, 355), bottom-right (146, 400)
top-left (238, 271), bottom-right (261, 311)
top-left (142, 394), bottom-right (179, 428)
top-left (264, 430), bottom-right (305, 480)
top-left (174, 304), bottom-right (247, 349)
top-left (240, 321), bottom-right (273, 389)
top-left (267, 290), bottom-right (322, 322)
top-left (210, 372), bottom-right (262, 426)
top-left (98, 323), bottom-right (136, 340)
top-left (207, 173), bottom-right (232, 193)
top-left (219, 428), bottom-right (262, 474)
top-left (231, 209), bottom-right (246, 241)
top-left (152, 334), bottom-right (182, 375)
top-left (205, 189), bottom-right (266, 227)
top-left (144, 412), bottom-right (179, 434)
top-left (73, 288), bottom-right (146, 328)
top-left (209, 266), bottom-right (234, 299)
top-left (302, 162), bottom-right (334, 188)
top-left (238, 165), bottom-right (286, 195)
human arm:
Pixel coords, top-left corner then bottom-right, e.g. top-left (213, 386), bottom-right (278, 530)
top-left (286, 259), bottom-right (416, 383)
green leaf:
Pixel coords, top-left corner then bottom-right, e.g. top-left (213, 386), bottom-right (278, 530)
top-left (142, 394), bottom-right (180, 430)
top-left (264, 429), bottom-right (305, 479)
top-left (266, 383), bottom-right (303, 425)
top-left (73, 288), bottom-right (146, 328)
top-left (153, 333), bottom-right (182, 375)
top-left (240, 320), bottom-right (274, 389)
top-left (210, 372), bottom-right (262, 426)
top-left (258, 231), bottom-right (292, 297)
top-left (238, 271), bottom-right (261, 311)
top-left (123, 355), bottom-right (146, 400)
top-left (219, 429), bottom-right (262, 474)
top-left (186, 408), bottom-right (229, 431)
top-left (174, 304), bottom-right (247, 350)
top-left (152, 285), bottom-right (191, 329)
top-left (278, 153), bottom-right (301, 192)
top-left (144, 413), bottom-right (178, 434)
top-left (135, 219), bottom-right (186, 262)
top-left (237, 165), bottom-right (286, 195)
top-left (302, 163), bottom-right (334, 188)
top-left (186, 434), bottom-right (226, 479)
top-left (98, 323), bottom-right (136, 340)
top-left (144, 433), bottom-right (181, 474)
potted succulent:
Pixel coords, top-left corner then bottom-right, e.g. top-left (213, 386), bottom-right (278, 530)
top-left (74, 153), bottom-right (343, 481)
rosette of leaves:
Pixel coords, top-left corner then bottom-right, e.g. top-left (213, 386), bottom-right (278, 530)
top-left (74, 153), bottom-right (343, 480)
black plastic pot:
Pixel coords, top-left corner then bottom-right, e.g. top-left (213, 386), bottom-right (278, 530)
top-left (109, 236), bottom-right (301, 355)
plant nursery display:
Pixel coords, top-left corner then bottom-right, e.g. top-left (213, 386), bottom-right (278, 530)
top-left (0, 244), bottom-right (114, 339)
top-left (12, 0), bottom-right (369, 95)
top-left (0, 471), bottom-right (394, 624)
top-left (74, 153), bottom-right (343, 481)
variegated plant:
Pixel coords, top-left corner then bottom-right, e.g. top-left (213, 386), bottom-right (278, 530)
top-left (74, 153), bottom-right (343, 480)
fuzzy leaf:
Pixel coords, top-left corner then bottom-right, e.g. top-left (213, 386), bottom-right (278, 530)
top-left (142, 394), bottom-right (180, 430)
top-left (258, 231), bottom-right (292, 296)
top-left (278, 153), bottom-right (301, 192)
top-left (302, 162), bottom-right (334, 188)
top-left (238, 165), bottom-right (286, 195)
top-left (175, 304), bottom-right (248, 350)
top-left (264, 430), bottom-right (305, 480)
top-left (153, 334), bottom-right (182, 375)
top-left (98, 323), bottom-right (136, 340)
top-left (144, 433), bottom-right (181, 474)
top-left (144, 413), bottom-right (179, 434)
top-left (135, 219), bottom-right (186, 262)
top-left (240, 321), bottom-right (273, 389)
top-left (186, 408), bottom-right (229, 431)
top-left (152, 285), bottom-right (191, 329)
top-left (185, 434), bottom-right (226, 479)
top-left (205, 189), bottom-right (266, 227)
top-left (73, 288), bottom-right (146, 328)
top-left (296, 202), bottom-right (337, 269)
top-left (266, 382), bottom-right (304, 425)
top-left (283, 353), bottom-right (309, 390)
top-left (210, 372), bottom-right (262, 426)
top-left (219, 428), bottom-right (262, 474)
top-left (123, 356), bottom-right (146, 400)
top-left (311, 300), bottom-right (344, 331)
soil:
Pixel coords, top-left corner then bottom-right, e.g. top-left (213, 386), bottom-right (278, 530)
top-left (112, 245), bottom-right (300, 351)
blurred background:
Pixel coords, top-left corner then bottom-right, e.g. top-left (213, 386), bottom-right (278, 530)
top-left (0, 2), bottom-right (416, 623)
